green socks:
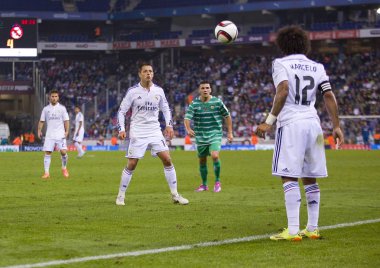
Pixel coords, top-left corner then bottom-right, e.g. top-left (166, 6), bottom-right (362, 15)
top-left (199, 164), bottom-right (208, 185)
top-left (213, 160), bottom-right (221, 182)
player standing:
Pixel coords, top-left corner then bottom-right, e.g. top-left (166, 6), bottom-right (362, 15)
top-left (256, 26), bottom-right (344, 240)
top-left (38, 89), bottom-right (70, 179)
top-left (115, 63), bottom-right (189, 206)
top-left (73, 106), bottom-right (86, 158)
top-left (184, 81), bottom-right (233, 192)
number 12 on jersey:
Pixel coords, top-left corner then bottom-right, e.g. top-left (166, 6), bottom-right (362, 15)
top-left (295, 75), bottom-right (314, 106)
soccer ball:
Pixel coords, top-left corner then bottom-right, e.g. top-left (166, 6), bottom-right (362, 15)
top-left (214, 21), bottom-right (238, 44)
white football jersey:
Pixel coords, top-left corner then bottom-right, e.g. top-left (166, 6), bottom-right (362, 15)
top-left (272, 54), bottom-right (332, 127)
top-left (75, 112), bottom-right (85, 133)
top-left (117, 83), bottom-right (173, 138)
top-left (40, 103), bottom-right (69, 139)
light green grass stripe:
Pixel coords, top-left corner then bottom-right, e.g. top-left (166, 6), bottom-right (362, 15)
top-left (3, 218), bottom-right (380, 268)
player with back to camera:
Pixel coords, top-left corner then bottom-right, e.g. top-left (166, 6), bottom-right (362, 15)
top-left (38, 89), bottom-right (70, 179)
top-left (184, 81), bottom-right (233, 192)
top-left (115, 63), bottom-right (189, 206)
top-left (256, 26), bottom-right (344, 241)
top-left (73, 106), bottom-right (86, 158)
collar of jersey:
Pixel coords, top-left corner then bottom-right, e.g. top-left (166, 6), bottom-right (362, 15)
top-left (138, 82), bottom-right (156, 91)
top-left (283, 54), bottom-right (307, 60)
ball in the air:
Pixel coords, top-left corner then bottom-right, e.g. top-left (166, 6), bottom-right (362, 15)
top-left (214, 21), bottom-right (238, 44)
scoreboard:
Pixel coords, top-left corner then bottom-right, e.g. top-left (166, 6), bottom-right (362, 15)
top-left (0, 18), bottom-right (38, 57)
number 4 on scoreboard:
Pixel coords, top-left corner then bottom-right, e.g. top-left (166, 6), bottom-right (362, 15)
top-left (7, 39), bottom-right (14, 48)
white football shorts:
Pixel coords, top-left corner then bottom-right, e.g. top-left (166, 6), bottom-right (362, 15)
top-left (126, 135), bottom-right (169, 159)
top-left (43, 138), bottom-right (68, 152)
top-left (73, 129), bottom-right (84, 143)
top-left (272, 118), bottom-right (327, 178)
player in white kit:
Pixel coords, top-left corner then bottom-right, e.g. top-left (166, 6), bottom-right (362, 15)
top-left (38, 89), bottom-right (70, 179)
top-left (256, 26), bottom-right (344, 241)
top-left (73, 106), bottom-right (86, 158)
top-left (115, 63), bottom-right (189, 206)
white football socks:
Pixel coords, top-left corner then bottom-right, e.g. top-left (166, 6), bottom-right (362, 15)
top-left (61, 154), bottom-right (68, 168)
top-left (304, 183), bottom-right (320, 231)
top-left (74, 142), bottom-right (83, 155)
top-left (118, 168), bottom-right (133, 195)
top-left (44, 154), bottom-right (51, 173)
top-left (164, 165), bottom-right (178, 196)
top-left (283, 181), bottom-right (301, 235)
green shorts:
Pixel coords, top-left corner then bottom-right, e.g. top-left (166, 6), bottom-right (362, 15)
top-left (197, 142), bottom-right (221, 157)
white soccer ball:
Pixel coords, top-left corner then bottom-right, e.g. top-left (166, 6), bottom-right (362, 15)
top-left (214, 21), bottom-right (238, 44)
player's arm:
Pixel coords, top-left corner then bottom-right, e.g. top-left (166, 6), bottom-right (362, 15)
top-left (184, 104), bottom-right (195, 137)
top-left (256, 81), bottom-right (289, 138)
top-left (37, 121), bottom-right (44, 139)
top-left (184, 119), bottom-right (195, 137)
top-left (159, 90), bottom-right (174, 140)
top-left (224, 115), bottom-right (233, 142)
top-left (117, 91), bottom-right (133, 140)
top-left (64, 120), bottom-right (69, 138)
top-left (323, 91), bottom-right (344, 147)
top-left (75, 121), bottom-right (83, 137)
top-left (38, 108), bottom-right (46, 139)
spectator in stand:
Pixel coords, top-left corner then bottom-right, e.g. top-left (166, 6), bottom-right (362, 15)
top-left (12, 136), bottom-right (22, 146)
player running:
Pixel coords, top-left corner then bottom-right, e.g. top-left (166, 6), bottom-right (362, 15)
top-left (256, 26), bottom-right (344, 241)
top-left (38, 89), bottom-right (70, 179)
top-left (115, 63), bottom-right (189, 206)
top-left (184, 81), bottom-right (233, 192)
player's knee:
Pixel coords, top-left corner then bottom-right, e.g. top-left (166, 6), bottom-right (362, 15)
top-left (162, 157), bottom-right (172, 166)
top-left (211, 152), bottom-right (219, 161)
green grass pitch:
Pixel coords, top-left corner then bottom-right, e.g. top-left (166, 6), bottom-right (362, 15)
top-left (0, 150), bottom-right (379, 267)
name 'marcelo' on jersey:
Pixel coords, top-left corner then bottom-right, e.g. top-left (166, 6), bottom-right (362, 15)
top-left (75, 112), bottom-right (85, 134)
top-left (40, 103), bottom-right (70, 139)
top-left (272, 54), bottom-right (332, 127)
top-left (117, 83), bottom-right (173, 138)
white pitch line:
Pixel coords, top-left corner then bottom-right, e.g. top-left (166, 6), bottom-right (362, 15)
top-left (3, 218), bottom-right (380, 268)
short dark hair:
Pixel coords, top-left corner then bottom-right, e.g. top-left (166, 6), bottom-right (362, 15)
top-left (75, 106), bottom-right (81, 110)
top-left (138, 62), bottom-right (153, 72)
top-left (276, 26), bottom-right (310, 56)
top-left (199, 81), bottom-right (211, 87)
top-left (49, 89), bottom-right (59, 95)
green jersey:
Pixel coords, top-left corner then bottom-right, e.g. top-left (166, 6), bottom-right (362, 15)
top-left (185, 96), bottom-right (230, 145)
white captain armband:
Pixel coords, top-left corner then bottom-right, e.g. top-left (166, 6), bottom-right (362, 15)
top-left (318, 81), bottom-right (332, 95)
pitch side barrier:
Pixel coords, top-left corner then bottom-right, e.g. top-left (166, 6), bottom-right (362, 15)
top-left (1, 144), bottom-right (379, 153)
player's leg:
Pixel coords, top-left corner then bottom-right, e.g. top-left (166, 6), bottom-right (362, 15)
top-left (196, 145), bottom-right (209, 191)
top-left (58, 139), bottom-right (69, 178)
top-left (42, 138), bottom-right (55, 178)
top-left (42, 151), bottom-right (52, 178)
top-left (300, 177), bottom-right (321, 239)
top-left (74, 130), bottom-right (85, 157)
top-left (210, 142), bottom-right (222, 192)
top-left (270, 123), bottom-right (304, 241)
top-left (299, 120), bottom-right (326, 238)
top-left (116, 138), bottom-right (146, 205)
top-left (196, 156), bottom-right (208, 191)
top-left (270, 176), bottom-right (302, 241)
top-left (157, 150), bottom-right (189, 205)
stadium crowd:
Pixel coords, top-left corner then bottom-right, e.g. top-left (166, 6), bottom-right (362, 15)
top-left (19, 50), bottom-right (379, 144)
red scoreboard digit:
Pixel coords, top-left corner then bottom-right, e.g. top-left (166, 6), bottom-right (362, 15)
top-left (0, 18), bottom-right (38, 57)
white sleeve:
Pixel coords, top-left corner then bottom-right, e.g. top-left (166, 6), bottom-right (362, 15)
top-left (63, 108), bottom-right (69, 121)
top-left (40, 107), bottom-right (46, 121)
top-left (159, 89), bottom-right (173, 127)
top-left (117, 91), bottom-right (133, 132)
top-left (78, 113), bottom-right (84, 122)
top-left (317, 64), bottom-right (332, 94)
top-left (272, 59), bottom-right (288, 88)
